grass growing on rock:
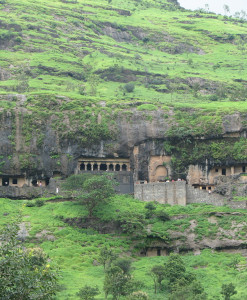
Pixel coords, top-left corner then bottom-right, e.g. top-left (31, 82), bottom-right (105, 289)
top-left (1, 197), bottom-right (247, 299)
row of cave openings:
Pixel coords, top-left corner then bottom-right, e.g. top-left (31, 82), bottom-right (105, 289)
top-left (216, 166), bottom-right (246, 175)
top-left (80, 163), bottom-right (128, 172)
top-left (1, 177), bottom-right (50, 187)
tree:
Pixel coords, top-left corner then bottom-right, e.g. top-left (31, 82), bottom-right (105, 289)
top-left (62, 173), bottom-right (88, 197)
top-left (78, 175), bottom-right (116, 217)
top-left (150, 265), bottom-right (166, 293)
top-left (144, 202), bottom-right (156, 219)
top-left (98, 246), bottom-right (118, 270)
top-left (76, 285), bottom-right (100, 300)
top-left (205, 4), bottom-right (209, 13)
top-left (104, 266), bottom-right (134, 300)
top-left (169, 282), bottom-right (207, 300)
top-left (223, 4), bottom-right (230, 16)
top-left (165, 253), bottom-right (186, 286)
top-left (124, 82), bottom-right (135, 93)
top-left (169, 278), bottom-right (207, 300)
top-left (0, 220), bottom-right (59, 299)
top-left (117, 211), bottom-right (146, 238)
top-left (113, 258), bottom-right (133, 275)
top-left (221, 283), bottom-right (237, 300)
top-left (63, 174), bottom-right (116, 218)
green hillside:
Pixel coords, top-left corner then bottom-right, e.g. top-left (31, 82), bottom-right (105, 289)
top-left (2, 197), bottom-right (247, 299)
top-left (1, 1), bottom-right (247, 299)
top-left (1, 0), bottom-right (247, 111)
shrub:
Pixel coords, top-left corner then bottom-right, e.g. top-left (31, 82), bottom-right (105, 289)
top-left (209, 94), bottom-right (219, 101)
top-left (156, 211), bottom-right (170, 222)
top-left (128, 291), bottom-right (149, 299)
top-left (76, 285), bottom-right (99, 300)
top-left (35, 199), bottom-right (45, 207)
top-left (124, 83), bottom-right (135, 93)
top-left (26, 201), bottom-right (35, 207)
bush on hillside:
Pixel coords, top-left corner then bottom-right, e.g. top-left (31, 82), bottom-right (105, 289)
top-left (124, 83), bottom-right (135, 93)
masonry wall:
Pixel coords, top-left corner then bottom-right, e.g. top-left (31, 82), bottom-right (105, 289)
top-left (134, 182), bottom-right (229, 207)
top-left (227, 200), bottom-right (247, 209)
top-left (134, 181), bottom-right (186, 206)
top-left (0, 178), bottom-right (59, 199)
top-left (186, 185), bottom-right (226, 206)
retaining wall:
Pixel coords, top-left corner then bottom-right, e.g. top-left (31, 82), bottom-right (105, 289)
top-left (186, 185), bottom-right (226, 206)
top-left (134, 181), bottom-right (186, 206)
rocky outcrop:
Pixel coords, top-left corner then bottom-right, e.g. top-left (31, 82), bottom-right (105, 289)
top-left (214, 175), bottom-right (247, 198)
top-left (0, 95), bottom-right (246, 184)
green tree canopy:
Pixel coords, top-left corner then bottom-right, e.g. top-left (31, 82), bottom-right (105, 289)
top-left (79, 175), bottom-right (116, 217)
top-left (0, 219), bottom-right (59, 299)
top-left (63, 174), bottom-right (116, 217)
top-left (221, 283), bottom-right (237, 300)
top-left (150, 265), bottom-right (166, 293)
top-left (165, 253), bottom-right (186, 285)
top-left (76, 285), bottom-right (100, 300)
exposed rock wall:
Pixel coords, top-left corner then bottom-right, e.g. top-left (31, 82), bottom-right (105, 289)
top-left (0, 95), bottom-right (246, 184)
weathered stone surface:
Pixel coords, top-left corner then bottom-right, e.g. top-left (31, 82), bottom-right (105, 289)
top-left (0, 96), bottom-right (246, 190)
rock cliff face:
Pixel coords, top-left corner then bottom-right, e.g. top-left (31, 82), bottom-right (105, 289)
top-left (0, 95), bottom-right (247, 184)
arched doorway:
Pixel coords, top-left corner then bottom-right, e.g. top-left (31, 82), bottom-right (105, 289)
top-left (154, 165), bottom-right (168, 181)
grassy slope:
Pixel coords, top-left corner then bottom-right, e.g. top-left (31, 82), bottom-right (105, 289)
top-left (0, 0), bottom-right (247, 113)
top-left (1, 196), bottom-right (247, 299)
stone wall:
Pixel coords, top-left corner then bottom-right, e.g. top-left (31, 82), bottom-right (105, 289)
top-left (0, 178), bottom-right (59, 199)
top-left (134, 181), bottom-right (186, 206)
top-left (227, 200), bottom-right (247, 209)
top-left (134, 181), bottom-right (228, 207)
top-left (186, 185), bottom-right (226, 206)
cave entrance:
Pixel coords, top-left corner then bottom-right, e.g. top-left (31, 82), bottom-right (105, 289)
top-left (100, 163), bottom-right (107, 171)
top-left (157, 248), bottom-right (161, 256)
top-left (45, 178), bottom-right (50, 186)
top-left (2, 177), bottom-right (9, 186)
top-left (32, 180), bottom-right (38, 187)
top-left (93, 163), bottom-right (98, 171)
top-left (80, 163), bottom-right (85, 171)
top-left (109, 164), bottom-right (114, 171)
top-left (122, 164), bottom-right (127, 171)
top-left (222, 168), bottom-right (226, 175)
top-left (12, 178), bottom-right (18, 185)
top-left (115, 164), bottom-right (120, 171)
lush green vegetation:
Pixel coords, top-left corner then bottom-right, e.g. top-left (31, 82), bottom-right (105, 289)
top-left (163, 137), bottom-right (247, 178)
top-left (1, 0), bottom-right (247, 147)
top-left (0, 0), bottom-right (247, 161)
top-left (1, 196), bottom-right (247, 299)
top-left (1, 0), bottom-right (247, 299)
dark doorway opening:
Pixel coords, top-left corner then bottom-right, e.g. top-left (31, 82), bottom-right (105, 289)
top-left (80, 163), bottom-right (85, 171)
top-left (2, 177), bottom-right (9, 186)
top-left (243, 166), bottom-right (246, 173)
top-left (32, 180), bottom-right (38, 187)
top-left (115, 164), bottom-right (120, 171)
top-left (100, 163), bottom-right (107, 171)
top-left (122, 164), bottom-right (127, 171)
top-left (87, 164), bottom-right (92, 171)
top-left (45, 178), bottom-right (50, 186)
top-left (12, 178), bottom-right (18, 185)
top-left (222, 168), bottom-right (226, 175)
top-left (157, 249), bottom-right (161, 256)
top-left (93, 164), bottom-right (98, 171)
top-left (109, 164), bottom-right (114, 171)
